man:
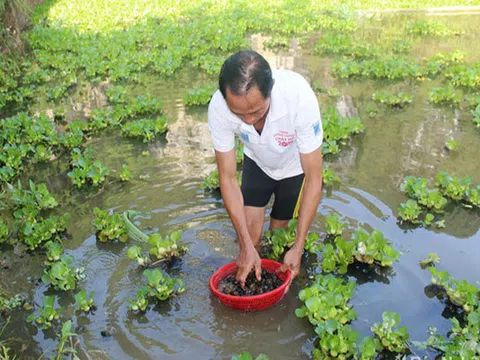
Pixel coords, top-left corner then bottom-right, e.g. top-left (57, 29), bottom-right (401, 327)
top-left (207, 50), bottom-right (323, 287)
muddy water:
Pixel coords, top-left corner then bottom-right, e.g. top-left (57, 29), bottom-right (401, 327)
top-left (2, 12), bottom-right (480, 360)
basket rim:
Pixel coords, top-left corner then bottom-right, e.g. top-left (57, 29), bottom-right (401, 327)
top-left (209, 259), bottom-right (292, 302)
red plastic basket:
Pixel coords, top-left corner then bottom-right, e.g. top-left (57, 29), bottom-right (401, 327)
top-left (210, 259), bottom-right (291, 311)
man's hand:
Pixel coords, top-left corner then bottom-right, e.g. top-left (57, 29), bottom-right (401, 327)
top-left (236, 244), bottom-right (262, 287)
top-left (279, 246), bottom-right (303, 291)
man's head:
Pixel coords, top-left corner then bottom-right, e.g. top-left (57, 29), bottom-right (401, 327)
top-left (219, 50), bottom-right (274, 126)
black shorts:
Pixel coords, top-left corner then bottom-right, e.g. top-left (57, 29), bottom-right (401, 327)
top-left (241, 155), bottom-right (304, 220)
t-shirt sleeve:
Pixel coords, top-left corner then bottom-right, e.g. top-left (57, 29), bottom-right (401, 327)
top-left (207, 99), bottom-right (235, 152)
top-left (293, 79), bottom-right (323, 154)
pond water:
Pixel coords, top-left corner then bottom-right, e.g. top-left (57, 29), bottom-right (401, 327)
top-left (2, 11), bottom-right (480, 360)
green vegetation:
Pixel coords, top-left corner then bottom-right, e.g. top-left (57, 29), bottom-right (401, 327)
top-left (445, 139), bottom-right (458, 151)
top-left (93, 208), bottom-right (129, 243)
top-left (27, 295), bottom-right (60, 329)
top-left (129, 269), bottom-right (184, 312)
top-left (429, 85), bottom-right (463, 106)
top-left (372, 91), bottom-right (413, 108)
top-left (322, 106), bottom-right (365, 155)
top-left (68, 147), bottom-right (109, 187)
top-left (398, 172), bottom-right (480, 227)
top-left (428, 266), bottom-right (479, 313)
top-left (1, 0), bottom-right (480, 358)
top-left (231, 353), bottom-right (269, 360)
top-left (416, 309), bottom-right (480, 359)
top-left (406, 20), bottom-right (463, 37)
top-left (319, 228), bottom-right (400, 274)
top-left (325, 213), bottom-right (345, 237)
top-left (54, 320), bottom-right (79, 359)
top-left (296, 274), bottom-right (357, 326)
top-left (119, 164), bottom-right (132, 181)
top-left (264, 219), bottom-right (319, 258)
top-left (124, 213), bottom-right (188, 266)
top-left (5, 180), bottom-right (69, 250)
top-left (120, 116), bottom-right (168, 143)
top-left (74, 290), bottom-right (96, 312)
top-left (322, 168), bottom-right (341, 186)
top-left (420, 253), bottom-right (440, 268)
top-left (201, 169), bottom-right (220, 191)
top-left (371, 311), bottom-right (410, 353)
top-left (43, 251), bottom-right (85, 291)
top-left (313, 320), bottom-right (360, 359)
top-left (185, 85), bottom-right (217, 106)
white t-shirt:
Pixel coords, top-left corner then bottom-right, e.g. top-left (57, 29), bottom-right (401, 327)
top-left (207, 69), bottom-right (323, 180)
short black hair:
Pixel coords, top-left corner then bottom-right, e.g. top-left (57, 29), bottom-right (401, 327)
top-left (219, 50), bottom-right (274, 100)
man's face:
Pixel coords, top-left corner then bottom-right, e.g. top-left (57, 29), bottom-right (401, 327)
top-left (225, 86), bottom-right (270, 126)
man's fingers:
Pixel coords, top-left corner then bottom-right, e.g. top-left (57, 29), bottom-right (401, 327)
top-left (285, 277), bottom-right (293, 293)
top-left (278, 263), bottom-right (288, 273)
top-left (236, 267), bottom-right (248, 287)
top-left (255, 262), bottom-right (262, 281)
top-left (291, 268), bottom-right (299, 280)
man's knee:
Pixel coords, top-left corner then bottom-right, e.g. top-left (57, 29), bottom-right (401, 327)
top-left (269, 218), bottom-right (290, 230)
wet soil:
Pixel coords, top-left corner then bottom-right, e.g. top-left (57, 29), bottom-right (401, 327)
top-left (218, 269), bottom-right (284, 296)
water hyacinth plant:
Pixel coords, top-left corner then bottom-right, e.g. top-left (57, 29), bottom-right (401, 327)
top-left (417, 309), bottom-right (480, 359)
top-left (372, 91), bottom-right (413, 108)
top-left (93, 208), bottom-right (129, 243)
top-left (129, 269), bottom-right (184, 312)
top-left (184, 84), bottom-right (217, 106)
top-left (148, 231), bottom-right (187, 262)
top-left (322, 167), bottom-right (341, 186)
top-left (296, 274), bottom-right (357, 326)
top-left (68, 147), bottom-right (109, 187)
top-left (325, 213), bottom-right (345, 237)
top-left (313, 320), bottom-right (360, 360)
top-left (120, 116), bottom-right (168, 142)
top-left (319, 227), bottom-right (399, 274)
top-left (74, 290), bottom-right (96, 312)
top-left (420, 253), bottom-right (440, 269)
top-left (43, 253), bottom-right (85, 291)
top-left (127, 245), bottom-right (150, 267)
top-left (429, 85), bottom-right (463, 106)
top-left (428, 267), bottom-right (479, 313)
top-left (231, 352), bottom-right (269, 360)
top-left (27, 295), bottom-right (60, 330)
top-left (264, 219), bottom-right (319, 259)
top-left (371, 311), bottom-right (410, 353)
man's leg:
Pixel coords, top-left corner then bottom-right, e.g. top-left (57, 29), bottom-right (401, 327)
top-left (244, 206), bottom-right (266, 247)
top-left (241, 156), bottom-right (275, 247)
top-left (270, 173), bottom-right (305, 229)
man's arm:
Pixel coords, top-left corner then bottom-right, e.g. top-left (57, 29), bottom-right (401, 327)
top-left (294, 147), bottom-right (323, 251)
top-left (215, 150), bottom-right (262, 285)
top-left (280, 147), bottom-right (323, 279)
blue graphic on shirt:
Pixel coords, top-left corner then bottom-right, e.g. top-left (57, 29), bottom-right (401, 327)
top-left (240, 132), bottom-right (250, 143)
top-left (313, 121), bottom-right (321, 136)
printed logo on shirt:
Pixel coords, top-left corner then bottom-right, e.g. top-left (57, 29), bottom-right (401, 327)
top-left (240, 132), bottom-right (250, 143)
top-left (313, 121), bottom-right (321, 136)
top-left (274, 131), bottom-right (296, 147)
